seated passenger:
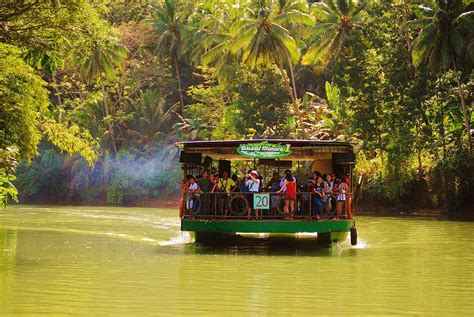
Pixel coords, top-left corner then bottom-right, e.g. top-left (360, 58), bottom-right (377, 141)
top-left (278, 172), bottom-right (297, 220)
top-left (246, 170), bottom-right (261, 220)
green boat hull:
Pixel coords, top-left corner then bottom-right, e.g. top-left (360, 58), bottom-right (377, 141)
top-left (182, 219), bottom-right (352, 233)
top-left (181, 219), bottom-right (353, 243)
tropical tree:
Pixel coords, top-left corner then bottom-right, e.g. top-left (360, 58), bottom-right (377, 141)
top-left (79, 42), bottom-right (127, 155)
top-left (231, 0), bottom-right (312, 137)
top-left (125, 89), bottom-right (178, 147)
top-left (195, 2), bottom-right (246, 85)
top-left (404, 0), bottom-right (474, 149)
top-left (148, 0), bottom-right (190, 112)
top-left (302, 0), bottom-right (367, 72)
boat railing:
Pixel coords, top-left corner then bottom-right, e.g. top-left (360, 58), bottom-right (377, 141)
top-left (182, 191), bottom-right (353, 220)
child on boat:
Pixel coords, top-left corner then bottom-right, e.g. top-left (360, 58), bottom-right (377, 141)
top-left (335, 177), bottom-right (349, 216)
top-left (186, 176), bottom-right (199, 214)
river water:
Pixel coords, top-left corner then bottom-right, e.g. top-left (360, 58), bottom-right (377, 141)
top-left (0, 205), bottom-right (473, 316)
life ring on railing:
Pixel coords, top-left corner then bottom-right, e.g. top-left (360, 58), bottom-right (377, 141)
top-left (179, 197), bottom-right (184, 218)
top-left (228, 194), bottom-right (249, 216)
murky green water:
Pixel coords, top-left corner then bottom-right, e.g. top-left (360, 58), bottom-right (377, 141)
top-left (1, 206), bottom-right (473, 316)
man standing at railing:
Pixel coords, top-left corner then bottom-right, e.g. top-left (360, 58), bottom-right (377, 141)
top-left (268, 172), bottom-right (281, 215)
top-left (198, 170), bottom-right (211, 216)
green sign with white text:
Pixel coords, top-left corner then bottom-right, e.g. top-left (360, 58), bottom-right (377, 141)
top-left (237, 141), bottom-right (291, 159)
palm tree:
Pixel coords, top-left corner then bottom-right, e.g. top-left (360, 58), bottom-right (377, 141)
top-left (126, 89), bottom-right (178, 147)
top-left (302, 0), bottom-right (366, 72)
top-left (231, 0), bottom-right (312, 137)
top-left (404, 0), bottom-right (474, 149)
top-left (80, 42), bottom-right (127, 155)
top-left (148, 0), bottom-right (189, 113)
top-left (194, 2), bottom-right (244, 85)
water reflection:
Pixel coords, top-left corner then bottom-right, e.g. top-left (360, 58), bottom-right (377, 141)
top-left (1, 206), bottom-right (474, 316)
top-left (188, 237), bottom-right (357, 257)
top-left (0, 227), bottom-right (18, 271)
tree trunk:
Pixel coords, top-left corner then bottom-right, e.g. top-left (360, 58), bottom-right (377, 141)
top-left (452, 61), bottom-right (472, 152)
top-left (287, 56), bottom-right (298, 102)
top-left (173, 54), bottom-right (185, 113)
top-left (275, 54), bottom-right (307, 138)
top-left (101, 83), bottom-right (118, 156)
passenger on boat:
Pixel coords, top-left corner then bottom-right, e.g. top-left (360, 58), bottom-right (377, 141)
top-left (186, 176), bottom-right (199, 213)
top-left (323, 174), bottom-right (334, 216)
top-left (211, 174), bottom-right (218, 192)
top-left (335, 177), bottom-right (349, 216)
top-left (197, 170), bottom-right (212, 216)
top-left (279, 169), bottom-right (296, 192)
top-left (231, 174), bottom-right (239, 192)
top-left (208, 173), bottom-right (217, 215)
top-left (278, 172), bottom-right (297, 220)
top-left (267, 172), bottom-right (281, 215)
top-left (313, 170), bottom-right (322, 180)
top-left (330, 173), bottom-right (337, 214)
top-left (312, 176), bottom-right (324, 220)
top-left (246, 170), bottom-right (261, 220)
top-left (301, 179), bottom-right (314, 217)
top-left (240, 172), bottom-right (250, 192)
top-left (217, 171), bottom-right (236, 216)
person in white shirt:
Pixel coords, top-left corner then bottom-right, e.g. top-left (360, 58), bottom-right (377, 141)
top-left (186, 177), bottom-right (199, 213)
top-left (246, 170), bottom-right (261, 220)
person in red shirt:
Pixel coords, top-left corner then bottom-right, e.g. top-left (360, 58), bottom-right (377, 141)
top-left (278, 172), bottom-right (297, 220)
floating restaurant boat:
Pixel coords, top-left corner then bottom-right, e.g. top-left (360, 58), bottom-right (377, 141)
top-left (176, 139), bottom-right (358, 245)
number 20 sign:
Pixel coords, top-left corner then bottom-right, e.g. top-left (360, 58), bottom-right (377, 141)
top-left (253, 193), bottom-right (270, 209)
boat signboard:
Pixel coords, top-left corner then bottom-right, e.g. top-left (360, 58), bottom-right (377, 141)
top-left (253, 193), bottom-right (270, 210)
top-left (237, 141), bottom-right (291, 159)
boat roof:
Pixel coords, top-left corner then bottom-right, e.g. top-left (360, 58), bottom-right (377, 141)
top-left (176, 139), bottom-right (353, 160)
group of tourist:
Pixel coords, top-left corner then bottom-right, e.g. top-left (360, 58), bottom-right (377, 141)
top-left (183, 169), bottom-right (351, 220)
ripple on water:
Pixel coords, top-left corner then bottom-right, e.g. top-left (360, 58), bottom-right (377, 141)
top-left (1, 207), bottom-right (474, 316)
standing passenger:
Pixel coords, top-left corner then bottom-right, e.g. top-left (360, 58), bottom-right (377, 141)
top-left (197, 170), bottom-right (211, 216)
top-left (186, 176), bottom-right (199, 214)
top-left (323, 174), bottom-right (334, 216)
top-left (246, 170), bottom-right (261, 220)
top-left (268, 172), bottom-right (281, 215)
top-left (313, 176), bottom-right (324, 220)
top-left (336, 177), bottom-right (349, 216)
top-left (278, 172), bottom-right (297, 220)
top-left (217, 171), bottom-right (236, 217)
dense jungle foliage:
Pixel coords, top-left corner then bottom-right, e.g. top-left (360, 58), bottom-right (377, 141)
top-left (1, 0), bottom-right (473, 215)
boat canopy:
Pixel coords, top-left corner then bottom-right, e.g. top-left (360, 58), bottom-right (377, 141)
top-left (175, 139), bottom-right (353, 161)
